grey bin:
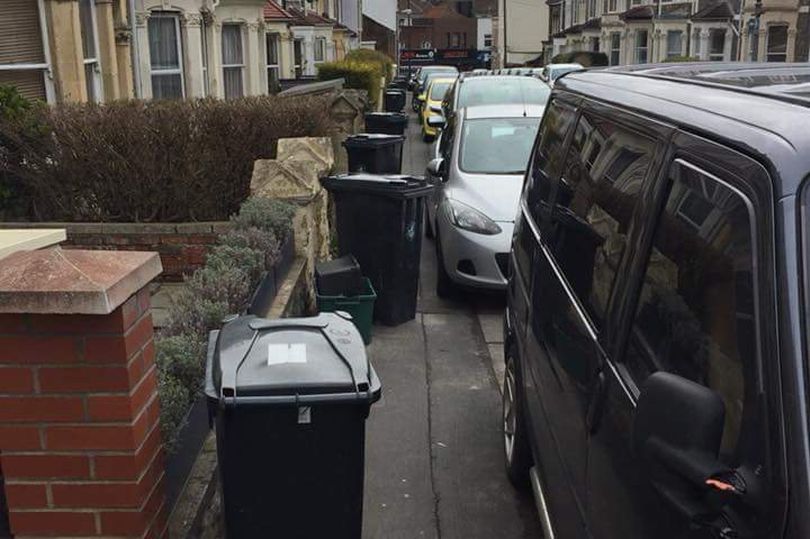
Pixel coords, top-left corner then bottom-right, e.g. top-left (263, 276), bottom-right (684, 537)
top-left (205, 312), bottom-right (382, 539)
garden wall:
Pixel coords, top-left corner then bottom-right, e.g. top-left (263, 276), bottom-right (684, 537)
top-left (0, 222), bottom-right (231, 282)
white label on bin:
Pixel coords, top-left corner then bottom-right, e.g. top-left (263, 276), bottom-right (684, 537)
top-left (267, 343), bottom-right (308, 366)
top-left (298, 406), bottom-right (312, 424)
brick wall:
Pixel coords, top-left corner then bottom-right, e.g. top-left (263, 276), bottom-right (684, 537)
top-left (0, 222), bottom-right (231, 282)
top-left (0, 287), bottom-right (167, 538)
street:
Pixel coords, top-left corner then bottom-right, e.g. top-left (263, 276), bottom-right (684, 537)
top-left (362, 107), bottom-right (542, 539)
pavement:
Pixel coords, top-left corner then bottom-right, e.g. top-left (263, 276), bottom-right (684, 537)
top-left (362, 106), bottom-right (541, 539)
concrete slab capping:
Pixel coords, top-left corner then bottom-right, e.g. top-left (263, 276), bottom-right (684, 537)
top-left (0, 247), bottom-right (162, 314)
top-left (103, 222), bottom-right (177, 234)
top-left (276, 136), bottom-right (336, 177)
top-left (250, 158), bottom-right (323, 201)
top-left (0, 228), bottom-right (66, 261)
top-left (174, 222), bottom-right (217, 234)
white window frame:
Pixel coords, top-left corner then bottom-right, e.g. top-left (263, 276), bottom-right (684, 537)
top-left (610, 31), bottom-right (621, 65)
top-left (80, 0), bottom-right (103, 102)
top-left (266, 32), bottom-right (280, 91)
top-left (709, 28), bottom-right (727, 61)
top-left (148, 12), bottom-right (185, 99)
top-left (201, 18), bottom-right (210, 97)
top-left (635, 30), bottom-right (649, 63)
top-left (314, 36), bottom-right (327, 63)
top-left (666, 30), bottom-right (683, 58)
top-left (0, 0), bottom-right (56, 103)
top-left (222, 23), bottom-right (245, 99)
top-left (766, 24), bottom-right (788, 62)
top-left (608, 0), bottom-right (618, 13)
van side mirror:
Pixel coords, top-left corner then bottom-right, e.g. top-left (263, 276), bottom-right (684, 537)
top-left (634, 372), bottom-right (748, 526)
top-left (427, 158), bottom-right (446, 181)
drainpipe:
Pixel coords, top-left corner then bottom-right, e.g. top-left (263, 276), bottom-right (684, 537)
top-left (129, 0), bottom-right (141, 98)
top-left (503, 0), bottom-right (508, 66)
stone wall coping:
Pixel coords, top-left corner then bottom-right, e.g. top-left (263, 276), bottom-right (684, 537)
top-left (0, 228), bottom-right (66, 261)
top-left (0, 221), bottom-right (230, 234)
top-left (0, 247), bottom-right (163, 314)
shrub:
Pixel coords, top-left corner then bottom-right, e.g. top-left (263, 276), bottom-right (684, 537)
top-left (0, 95), bottom-right (332, 222)
top-left (345, 49), bottom-right (394, 83)
top-left (229, 197), bottom-right (296, 241)
top-left (164, 292), bottom-right (230, 337)
top-left (221, 226), bottom-right (281, 269)
top-left (318, 61), bottom-right (381, 106)
top-left (157, 371), bottom-right (192, 454)
top-left (663, 55), bottom-right (700, 63)
top-left (550, 51), bottom-right (609, 67)
top-left (156, 334), bottom-right (207, 400)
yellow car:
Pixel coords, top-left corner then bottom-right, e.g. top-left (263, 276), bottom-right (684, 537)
top-left (420, 77), bottom-right (455, 142)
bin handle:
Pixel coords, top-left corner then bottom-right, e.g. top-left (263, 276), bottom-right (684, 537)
top-left (220, 330), bottom-right (260, 405)
top-left (249, 319), bottom-right (329, 331)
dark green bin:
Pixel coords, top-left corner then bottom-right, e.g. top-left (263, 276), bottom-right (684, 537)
top-left (316, 278), bottom-right (376, 344)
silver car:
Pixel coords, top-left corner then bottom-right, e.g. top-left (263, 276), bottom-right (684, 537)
top-left (425, 105), bottom-right (543, 296)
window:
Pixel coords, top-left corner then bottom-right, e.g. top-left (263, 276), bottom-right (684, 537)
top-left (0, 0), bottom-right (53, 101)
top-left (484, 34), bottom-right (493, 48)
top-left (222, 24), bottom-right (244, 99)
top-left (573, 0), bottom-right (581, 23)
top-left (608, 0), bottom-right (618, 12)
top-left (294, 39), bottom-right (303, 78)
top-left (547, 112), bottom-right (656, 325)
top-left (457, 78), bottom-right (550, 108)
top-left (459, 117), bottom-right (540, 174)
top-left (635, 30), bottom-right (648, 64)
top-left (266, 33), bottom-right (280, 91)
top-left (148, 12), bottom-right (184, 99)
top-left (610, 32), bottom-right (621, 65)
top-left (314, 37), bottom-right (327, 63)
top-left (766, 24), bottom-right (788, 62)
top-left (709, 28), bottom-right (726, 61)
top-left (666, 30), bottom-right (683, 59)
top-left (79, 0), bottom-right (101, 102)
top-left (588, 0), bottom-right (597, 19)
top-left (201, 19), bottom-right (210, 97)
top-left (621, 160), bottom-right (756, 454)
top-left (526, 100), bottom-right (578, 227)
top-left (448, 32), bottom-right (465, 48)
top-left (592, 37), bottom-right (600, 53)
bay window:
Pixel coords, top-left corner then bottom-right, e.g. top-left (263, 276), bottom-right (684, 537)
top-left (266, 33), bottom-right (280, 91)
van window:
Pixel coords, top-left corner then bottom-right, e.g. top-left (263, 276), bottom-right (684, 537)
top-left (548, 111), bottom-right (656, 326)
top-left (525, 99), bottom-right (577, 226)
top-left (622, 160), bottom-right (756, 455)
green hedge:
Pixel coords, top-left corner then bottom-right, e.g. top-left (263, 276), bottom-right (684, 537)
top-left (318, 61), bottom-right (381, 105)
top-left (551, 51), bottom-right (609, 67)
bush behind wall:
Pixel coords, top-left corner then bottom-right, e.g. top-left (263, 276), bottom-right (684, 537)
top-left (0, 94), bottom-right (332, 222)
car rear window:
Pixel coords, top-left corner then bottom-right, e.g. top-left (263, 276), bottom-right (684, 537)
top-left (429, 81), bottom-right (452, 100)
top-left (459, 117), bottom-right (540, 174)
top-left (458, 78), bottom-right (551, 108)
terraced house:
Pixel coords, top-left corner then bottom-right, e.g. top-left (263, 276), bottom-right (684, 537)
top-left (547, 0), bottom-right (810, 63)
top-left (1, 0), bottom-right (134, 103)
top-left (0, 0), bottom-right (359, 103)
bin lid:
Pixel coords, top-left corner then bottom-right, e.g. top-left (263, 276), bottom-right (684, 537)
top-left (364, 112), bottom-right (408, 121)
top-left (205, 313), bottom-right (381, 407)
top-left (343, 133), bottom-right (405, 148)
top-left (321, 174), bottom-right (434, 199)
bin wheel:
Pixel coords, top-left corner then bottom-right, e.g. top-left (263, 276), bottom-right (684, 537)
top-left (435, 233), bottom-right (454, 298)
top-left (504, 349), bottom-right (532, 492)
top-left (423, 131), bottom-right (435, 143)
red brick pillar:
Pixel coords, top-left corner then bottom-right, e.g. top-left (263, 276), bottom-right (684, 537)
top-left (0, 248), bottom-right (165, 538)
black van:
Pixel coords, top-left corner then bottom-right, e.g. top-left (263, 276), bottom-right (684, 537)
top-left (503, 63), bottom-right (810, 539)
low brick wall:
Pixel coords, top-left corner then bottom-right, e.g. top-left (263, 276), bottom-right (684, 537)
top-left (0, 222), bottom-right (231, 282)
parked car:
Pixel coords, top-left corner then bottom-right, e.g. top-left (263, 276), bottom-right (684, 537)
top-left (425, 104), bottom-right (543, 296)
top-left (540, 62), bottom-right (584, 84)
top-left (412, 65), bottom-right (458, 112)
top-left (442, 74), bottom-right (551, 119)
top-left (503, 63), bottom-right (810, 539)
top-left (420, 77), bottom-right (456, 142)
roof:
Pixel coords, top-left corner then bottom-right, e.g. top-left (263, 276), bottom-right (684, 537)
top-left (419, 3), bottom-right (474, 19)
top-left (264, 0), bottom-right (292, 20)
top-left (620, 2), bottom-right (691, 20)
top-left (463, 104), bottom-right (546, 120)
top-left (692, 0), bottom-right (734, 20)
top-left (287, 6), bottom-right (334, 26)
top-left (558, 63), bottom-right (810, 197)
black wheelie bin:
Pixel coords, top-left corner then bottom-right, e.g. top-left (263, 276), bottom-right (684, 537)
top-left (364, 112), bottom-right (408, 135)
top-left (343, 134), bottom-right (405, 174)
top-left (321, 174), bottom-right (433, 325)
top-left (205, 313), bottom-right (382, 539)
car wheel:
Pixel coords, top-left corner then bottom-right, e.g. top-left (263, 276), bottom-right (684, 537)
top-left (423, 131), bottom-right (434, 143)
top-left (504, 349), bottom-right (532, 492)
top-left (435, 233), bottom-right (454, 298)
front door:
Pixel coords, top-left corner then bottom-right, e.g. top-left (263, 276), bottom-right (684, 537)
top-left (293, 39), bottom-right (303, 78)
top-left (587, 133), bottom-right (787, 538)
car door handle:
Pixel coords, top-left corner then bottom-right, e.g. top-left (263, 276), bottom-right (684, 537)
top-left (586, 370), bottom-right (607, 434)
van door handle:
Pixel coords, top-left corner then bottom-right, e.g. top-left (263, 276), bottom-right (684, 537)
top-left (586, 370), bottom-right (607, 433)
